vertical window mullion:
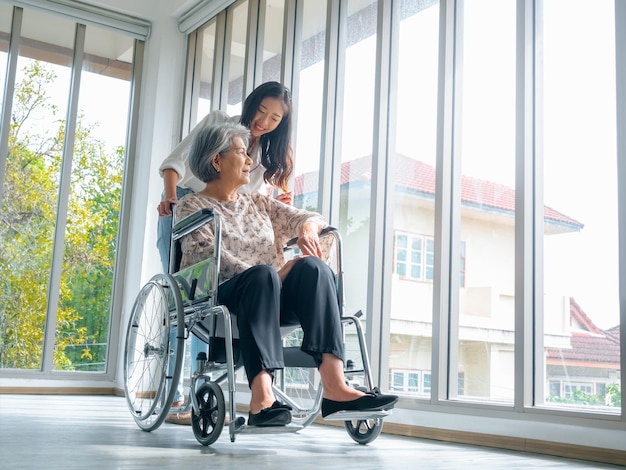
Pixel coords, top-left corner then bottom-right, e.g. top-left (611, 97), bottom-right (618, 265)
top-left (366, 0), bottom-right (394, 388)
top-left (319, 0), bottom-right (340, 219)
top-left (517, 0), bottom-right (537, 412)
top-left (433, 0), bottom-right (457, 404)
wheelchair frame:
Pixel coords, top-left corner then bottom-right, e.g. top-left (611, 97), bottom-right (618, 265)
top-left (123, 208), bottom-right (390, 445)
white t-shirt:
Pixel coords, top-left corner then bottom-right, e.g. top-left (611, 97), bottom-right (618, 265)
top-left (159, 110), bottom-right (268, 195)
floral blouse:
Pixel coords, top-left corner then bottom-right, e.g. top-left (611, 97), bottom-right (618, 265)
top-left (175, 192), bottom-right (327, 282)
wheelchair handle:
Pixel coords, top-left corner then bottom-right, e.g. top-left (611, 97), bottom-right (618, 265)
top-left (171, 208), bottom-right (215, 240)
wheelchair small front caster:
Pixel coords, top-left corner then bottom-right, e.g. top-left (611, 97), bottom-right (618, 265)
top-left (344, 417), bottom-right (383, 445)
top-left (191, 381), bottom-right (225, 446)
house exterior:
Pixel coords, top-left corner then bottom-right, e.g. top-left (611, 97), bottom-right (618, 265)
top-left (546, 298), bottom-right (621, 404)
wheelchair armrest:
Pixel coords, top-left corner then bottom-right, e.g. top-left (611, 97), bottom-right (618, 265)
top-left (172, 208), bottom-right (215, 241)
top-left (284, 226), bottom-right (338, 249)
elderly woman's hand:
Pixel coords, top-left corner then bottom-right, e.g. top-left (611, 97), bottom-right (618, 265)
top-left (297, 221), bottom-right (323, 258)
top-left (277, 256), bottom-right (303, 281)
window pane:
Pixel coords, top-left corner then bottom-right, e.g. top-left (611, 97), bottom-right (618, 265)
top-left (396, 263), bottom-right (406, 277)
top-left (260, 0), bottom-right (285, 83)
top-left (388, 0), bottom-right (439, 398)
top-left (392, 371), bottom-right (404, 390)
top-left (196, 20), bottom-right (216, 123)
top-left (338, 0), bottom-right (377, 340)
top-left (53, 26), bottom-right (134, 372)
top-left (408, 372), bottom-right (419, 392)
top-left (293, 0), bottom-right (326, 212)
top-left (423, 372), bottom-right (432, 393)
top-left (226, 0), bottom-right (248, 115)
top-left (454, 0), bottom-right (516, 403)
top-left (410, 265), bottom-right (421, 280)
top-left (539, 0), bottom-right (619, 412)
top-left (0, 9), bottom-right (75, 369)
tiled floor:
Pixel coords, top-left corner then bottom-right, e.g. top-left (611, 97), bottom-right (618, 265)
top-left (0, 394), bottom-right (620, 469)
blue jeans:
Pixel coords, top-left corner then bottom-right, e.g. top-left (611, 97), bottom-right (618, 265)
top-left (157, 186), bottom-right (194, 273)
top-left (159, 187), bottom-right (207, 402)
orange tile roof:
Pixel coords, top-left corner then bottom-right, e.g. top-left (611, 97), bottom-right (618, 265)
top-left (294, 154), bottom-right (583, 229)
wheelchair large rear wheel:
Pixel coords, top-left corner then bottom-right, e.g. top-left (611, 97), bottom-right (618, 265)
top-left (191, 381), bottom-right (226, 446)
top-left (344, 417), bottom-right (383, 445)
top-left (123, 273), bottom-right (185, 431)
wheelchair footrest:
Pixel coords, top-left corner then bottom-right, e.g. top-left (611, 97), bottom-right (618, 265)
top-left (230, 418), bottom-right (305, 435)
top-left (322, 409), bottom-right (390, 421)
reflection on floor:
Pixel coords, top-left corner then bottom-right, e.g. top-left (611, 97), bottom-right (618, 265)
top-left (0, 394), bottom-right (620, 469)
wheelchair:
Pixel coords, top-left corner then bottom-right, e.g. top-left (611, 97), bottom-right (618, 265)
top-left (123, 208), bottom-right (391, 446)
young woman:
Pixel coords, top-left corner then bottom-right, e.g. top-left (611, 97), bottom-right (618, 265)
top-left (157, 82), bottom-right (294, 424)
top-left (157, 81), bottom-right (294, 272)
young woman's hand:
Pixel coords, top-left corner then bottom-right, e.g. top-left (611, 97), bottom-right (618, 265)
top-left (157, 197), bottom-right (178, 216)
top-left (276, 191), bottom-right (293, 205)
top-left (158, 168), bottom-right (181, 216)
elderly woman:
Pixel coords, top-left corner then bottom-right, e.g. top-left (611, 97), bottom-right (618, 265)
top-left (175, 122), bottom-right (398, 427)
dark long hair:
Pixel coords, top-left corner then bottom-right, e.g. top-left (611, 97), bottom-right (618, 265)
top-left (239, 81), bottom-right (293, 191)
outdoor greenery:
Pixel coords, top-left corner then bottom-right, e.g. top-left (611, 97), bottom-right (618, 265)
top-left (0, 61), bottom-right (122, 371)
top-left (547, 382), bottom-right (621, 408)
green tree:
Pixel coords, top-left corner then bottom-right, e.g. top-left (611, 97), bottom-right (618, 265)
top-left (0, 61), bottom-right (122, 371)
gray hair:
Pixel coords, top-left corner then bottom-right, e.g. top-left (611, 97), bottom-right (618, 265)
top-left (189, 122), bottom-right (251, 183)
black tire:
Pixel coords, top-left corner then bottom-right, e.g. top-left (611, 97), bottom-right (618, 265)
top-left (192, 382), bottom-right (226, 446)
top-left (123, 273), bottom-right (185, 432)
top-left (344, 417), bottom-right (383, 445)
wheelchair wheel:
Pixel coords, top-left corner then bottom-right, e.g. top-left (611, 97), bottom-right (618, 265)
top-left (344, 417), bottom-right (383, 445)
top-left (123, 273), bottom-right (185, 431)
top-left (191, 382), bottom-right (225, 446)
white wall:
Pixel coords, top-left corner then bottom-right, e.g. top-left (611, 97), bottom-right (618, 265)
top-left (111, 0), bottom-right (194, 392)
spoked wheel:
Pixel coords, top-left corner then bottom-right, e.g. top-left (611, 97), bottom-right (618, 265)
top-left (124, 273), bottom-right (184, 431)
top-left (192, 382), bottom-right (226, 446)
top-left (344, 417), bottom-right (383, 445)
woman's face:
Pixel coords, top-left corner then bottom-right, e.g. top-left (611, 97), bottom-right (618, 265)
top-left (215, 136), bottom-right (253, 187)
top-left (249, 97), bottom-right (286, 138)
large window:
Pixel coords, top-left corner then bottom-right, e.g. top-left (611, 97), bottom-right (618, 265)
top-left (0, 5), bottom-right (140, 374)
top-left (180, 0), bottom-right (623, 426)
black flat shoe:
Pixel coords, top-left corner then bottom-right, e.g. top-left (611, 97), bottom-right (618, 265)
top-left (321, 390), bottom-right (398, 418)
top-left (248, 401), bottom-right (292, 427)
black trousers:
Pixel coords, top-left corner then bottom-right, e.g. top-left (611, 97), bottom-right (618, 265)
top-left (217, 256), bottom-right (345, 387)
